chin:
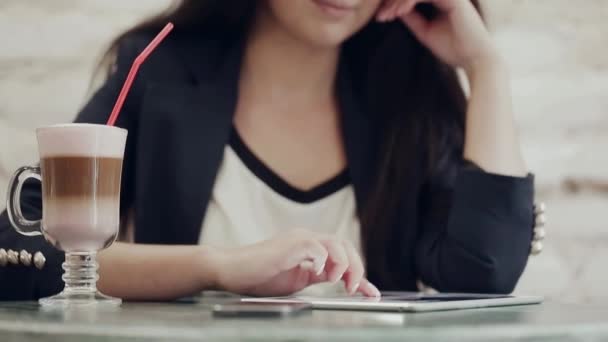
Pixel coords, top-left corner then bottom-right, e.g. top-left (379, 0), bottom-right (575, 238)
top-left (263, 0), bottom-right (380, 49)
top-left (299, 24), bottom-right (355, 48)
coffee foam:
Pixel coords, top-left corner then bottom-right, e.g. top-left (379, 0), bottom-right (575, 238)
top-left (37, 123), bottom-right (127, 158)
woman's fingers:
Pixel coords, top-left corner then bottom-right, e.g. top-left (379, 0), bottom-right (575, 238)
top-left (379, 0), bottom-right (458, 23)
top-left (319, 238), bottom-right (349, 283)
top-left (356, 278), bottom-right (382, 298)
top-left (396, 0), bottom-right (420, 17)
top-left (274, 232), bottom-right (372, 294)
top-left (400, 8), bottom-right (430, 41)
top-left (378, 0), bottom-right (419, 22)
top-left (280, 238), bottom-right (328, 275)
top-left (341, 241), bottom-right (365, 295)
top-left (377, 0), bottom-right (401, 21)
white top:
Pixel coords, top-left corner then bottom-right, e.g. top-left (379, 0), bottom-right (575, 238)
top-left (199, 131), bottom-right (362, 295)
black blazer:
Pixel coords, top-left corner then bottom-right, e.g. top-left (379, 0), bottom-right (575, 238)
top-left (0, 30), bottom-right (535, 300)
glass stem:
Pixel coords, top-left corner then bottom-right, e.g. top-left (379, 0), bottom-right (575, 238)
top-left (62, 252), bottom-right (99, 293)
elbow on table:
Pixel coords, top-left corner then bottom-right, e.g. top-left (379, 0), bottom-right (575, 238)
top-left (468, 266), bottom-right (521, 294)
top-left (459, 235), bottom-right (531, 294)
top-left (434, 263), bottom-right (522, 295)
top-left (434, 219), bottom-right (532, 294)
top-left (459, 251), bottom-right (529, 294)
top-left (429, 238), bottom-right (529, 295)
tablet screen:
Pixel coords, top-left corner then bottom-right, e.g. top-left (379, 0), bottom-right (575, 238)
top-left (381, 293), bottom-right (511, 302)
top-left (247, 292), bottom-right (511, 304)
top-left (241, 292), bottom-right (541, 312)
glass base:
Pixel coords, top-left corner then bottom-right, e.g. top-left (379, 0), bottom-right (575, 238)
top-left (39, 251), bottom-right (122, 308)
top-left (39, 290), bottom-right (121, 307)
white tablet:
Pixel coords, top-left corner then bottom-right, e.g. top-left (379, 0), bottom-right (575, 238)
top-left (241, 292), bottom-right (543, 312)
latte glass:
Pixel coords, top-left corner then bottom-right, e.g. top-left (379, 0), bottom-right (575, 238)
top-left (7, 123), bottom-right (127, 307)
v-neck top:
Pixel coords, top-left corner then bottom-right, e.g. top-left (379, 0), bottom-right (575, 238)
top-left (199, 129), bottom-right (362, 295)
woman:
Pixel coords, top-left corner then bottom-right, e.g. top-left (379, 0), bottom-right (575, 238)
top-left (0, 0), bottom-right (535, 300)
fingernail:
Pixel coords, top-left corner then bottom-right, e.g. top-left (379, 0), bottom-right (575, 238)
top-left (299, 260), bottom-right (313, 271)
top-left (332, 272), bottom-right (344, 284)
top-left (316, 263), bottom-right (325, 276)
top-left (372, 285), bottom-right (381, 297)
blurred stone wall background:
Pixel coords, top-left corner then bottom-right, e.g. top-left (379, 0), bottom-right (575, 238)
top-left (1, 0), bottom-right (606, 303)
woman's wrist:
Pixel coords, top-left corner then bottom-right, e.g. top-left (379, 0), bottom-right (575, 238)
top-left (463, 50), bottom-right (508, 84)
top-left (194, 245), bottom-right (225, 291)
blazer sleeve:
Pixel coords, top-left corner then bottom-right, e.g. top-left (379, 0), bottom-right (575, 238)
top-left (414, 146), bottom-right (535, 294)
top-left (0, 38), bottom-right (141, 300)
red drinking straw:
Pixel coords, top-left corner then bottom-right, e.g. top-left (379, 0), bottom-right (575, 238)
top-left (106, 22), bottom-right (174, 126)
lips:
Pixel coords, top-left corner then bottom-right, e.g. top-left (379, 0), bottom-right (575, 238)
top-left (314, 0), bottom-right (356, 10)
top-left (312, 0), bottom-right (357, 18)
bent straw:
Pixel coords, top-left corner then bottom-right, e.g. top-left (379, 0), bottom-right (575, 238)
top-left (107, 22), bottom-right (174, 126)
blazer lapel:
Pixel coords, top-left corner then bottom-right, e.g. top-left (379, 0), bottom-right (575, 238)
top-left (135, 33), bottom-right (244, 244)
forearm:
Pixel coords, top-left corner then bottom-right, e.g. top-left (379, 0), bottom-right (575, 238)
top-left (98, 242), bottom-right (219, 301)
top-left (463, 57), bottom-right (527, 177)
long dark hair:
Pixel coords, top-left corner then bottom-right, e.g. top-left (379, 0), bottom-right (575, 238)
top-left (100, 0), bottom-right (482, 288)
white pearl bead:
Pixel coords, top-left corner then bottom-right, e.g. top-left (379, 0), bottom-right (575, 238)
top-left (534, 202), bottom-right (546, 214)
top-left (0, 249), bottom-right (7, 267)
top-left (19, 250), bottom-right (32, 267)
top-left (534, 227), bottom-right (546, 241)
top-left (7, 250), bottom-right (19, 265)
top-left (535, 213), bottom-right (546, 227)
top-left (531, 241), bottom-right (543, 255)
top-left (33, 252), bottom-right (46, 270)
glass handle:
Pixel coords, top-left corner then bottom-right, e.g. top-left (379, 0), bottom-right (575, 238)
top-left (6, 166), bottom-right (43, 237)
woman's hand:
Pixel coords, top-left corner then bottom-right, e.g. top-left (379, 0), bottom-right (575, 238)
top-left (208, 230), bottom-right (381, 297)
top-left (375, 1), bottom-right (527, 175)
top-left (377, 0), bottom-right (499, 73)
